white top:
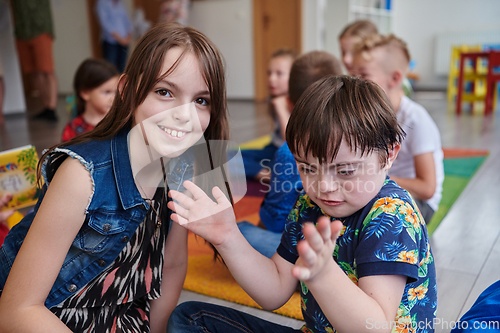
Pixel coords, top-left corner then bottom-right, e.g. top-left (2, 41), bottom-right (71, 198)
top-left (389, 96), bottom-right (444, 212)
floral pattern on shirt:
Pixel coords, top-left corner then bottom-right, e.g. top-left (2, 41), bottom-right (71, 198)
top-left (278, 178), bottom-right (437, 333)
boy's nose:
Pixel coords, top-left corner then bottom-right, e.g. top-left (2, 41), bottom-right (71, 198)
top-left (318, 174), bottom-right (339, 193)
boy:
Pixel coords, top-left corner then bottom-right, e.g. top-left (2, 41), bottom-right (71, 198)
top-left (351, 34), bottom-right (444, 223)
top-left (239, 50), bottom-right (343, 258)
top-left (167, 76), bottom-right (437, 333)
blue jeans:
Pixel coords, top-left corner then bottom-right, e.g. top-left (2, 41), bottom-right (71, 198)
top-left (241, 143), bottom-right (278, 179)
top-left (102, 41), bottom-right (128, 73)
top-left (167, 301), bottom-right (301, 333)
top-left (237, 221), bottom-right (282, 258)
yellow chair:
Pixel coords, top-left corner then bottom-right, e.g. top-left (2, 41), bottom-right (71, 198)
top-left (447, 45), bottom-right (482, 110)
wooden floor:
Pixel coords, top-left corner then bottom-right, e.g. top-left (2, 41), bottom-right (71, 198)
top-left (1, 92), bottom-right (499, 331)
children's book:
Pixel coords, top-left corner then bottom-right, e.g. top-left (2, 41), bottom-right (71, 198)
top-left (0, 145), bottom-right (41, 210)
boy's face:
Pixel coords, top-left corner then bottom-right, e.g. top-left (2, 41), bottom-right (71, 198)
top-left (351, 49), bottom-right (391, 93)
top-left (339, 36), bottom-right (359, 74)
top-left (295, 139), bottom-right (391, 218)
top-left (267, 56), bottom-right (293, 97)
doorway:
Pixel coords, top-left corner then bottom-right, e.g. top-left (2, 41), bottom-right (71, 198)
top-left (253, 0), bottom-right (301, 101)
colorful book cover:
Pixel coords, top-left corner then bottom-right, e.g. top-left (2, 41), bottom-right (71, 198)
top-left (0, 145), bottom-right (41, 210)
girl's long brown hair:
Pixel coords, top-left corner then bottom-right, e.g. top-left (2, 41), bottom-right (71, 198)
top-left (38, 22), bottom-right (229, 183)
top-left (37, 23), bottom-right (230, 260)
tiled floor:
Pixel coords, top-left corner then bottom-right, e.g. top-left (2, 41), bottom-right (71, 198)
top-left (1, 91), bottom-right (499, 331)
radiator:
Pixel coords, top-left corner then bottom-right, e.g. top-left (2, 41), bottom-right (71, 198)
top-left (434, 29), bottom-right (500, 76)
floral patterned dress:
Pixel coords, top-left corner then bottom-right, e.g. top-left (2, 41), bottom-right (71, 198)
top-left (51, 188), bottom-right (169, 333)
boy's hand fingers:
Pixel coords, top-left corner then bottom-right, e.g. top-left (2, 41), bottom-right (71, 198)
top-left (168, 190), bottom-right (194, 209)
top-left (330, 220), bottom-right (343, 242)
top-left (316, 216), bottom-right (332, 241)
top-left (183, 180), bottom-right (207, 200)
top-left (303, 222), bottom-right (325, 253)
top-left (167, 200), bottom-right (189, 219)
top-left (292, 266), bottom-right (311, 281)
top-left (170, 212), bottom-right (188, 225)
top-left (296, 239), bottom-right (317, 267)
top-left (212, 186), bottom-right (230, 206)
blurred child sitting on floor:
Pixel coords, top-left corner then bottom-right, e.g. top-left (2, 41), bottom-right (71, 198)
top-left (238, 50), bottom-right (343, 258)
top-left (351, 34), bottom-right (444, 223)
top-left (62, 58), bottom-right (119, 141)
top-left (242, 48), bottom-right (298, 183)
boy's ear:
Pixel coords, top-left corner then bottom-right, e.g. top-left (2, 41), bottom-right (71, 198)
top-left (384, 144), bottom-right (401, 170)
top-left (388, 69), bottom-right (404, 89)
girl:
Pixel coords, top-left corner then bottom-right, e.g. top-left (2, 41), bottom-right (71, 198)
top-left (0, 22), bottom-right (229, 333)
top-left (338, 20), bottom-right (378, 74)
top-left (241, 48), bottom-right (298, 183)
top-left (62, 58), bottom-right (119, 142)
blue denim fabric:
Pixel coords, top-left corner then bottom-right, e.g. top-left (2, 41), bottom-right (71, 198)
top-left (259, 142), bottom-right (302, 233)
top-left (237, 222), bottom-right (281, 259)
top-left (0, 129), bottom-right (194, 309)
top-left (102, 41), bottom-right (128, 73)
top-left (241, 143), bottom-right (278, 179)
top-left (167, 301), bottom-right (301, 333)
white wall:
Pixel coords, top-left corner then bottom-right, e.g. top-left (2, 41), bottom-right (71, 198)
top-left (0, 0), bottom-right (26, 114)
top-left (188, 0), bottom-right (254, 99)
top-left (392, 0), bottom-right (500, 90)
top-left (51, 0), bottom-right (93, 94)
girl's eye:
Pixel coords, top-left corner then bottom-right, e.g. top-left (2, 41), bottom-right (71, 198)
top-left (195, 97), bottom-right (209, 106)
top-left (156, 89), bottom-right (172, 97)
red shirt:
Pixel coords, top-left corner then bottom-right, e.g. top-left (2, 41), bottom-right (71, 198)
top-left (61, 115), bottom-right (94, 142)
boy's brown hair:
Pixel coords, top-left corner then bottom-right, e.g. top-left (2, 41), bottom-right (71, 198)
top-left (288, 51), bottom-right (343, 104)
top-left (354, 33), bottom-right (411, 67)
top-left (339, 19), bottom-right (378, 40)
top-left (286, 75), bottom-right (404, 166)
top-left (271, 48), bottom-right (299, 60)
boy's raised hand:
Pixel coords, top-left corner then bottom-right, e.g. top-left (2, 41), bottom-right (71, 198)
top-left (168, 180), bottom-right (237, 246)
top-left (292, 216), bottom-right (343, 282)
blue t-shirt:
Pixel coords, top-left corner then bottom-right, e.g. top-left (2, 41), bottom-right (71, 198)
top-left (277, 178), bottom-right (437, 333)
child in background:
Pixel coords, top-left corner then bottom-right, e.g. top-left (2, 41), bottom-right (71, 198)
top-left (167, 75), bottom-right (437, 333)
top-left (242, 48), bottom-right (298, 182)
top-left (352, 34), bottom-right (444, 223)
top-left (62, 58), bottom-right (119, 142)
top-left (239, 51), bottom-right (343, 258)
top-left (0, 22), bottom-right (230, 332)
top-left (338, 20), bottom-right (378, 74)
top-left (0, 193), bottom-right (14, 245)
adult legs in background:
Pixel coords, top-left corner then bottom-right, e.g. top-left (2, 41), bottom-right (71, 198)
top-left (102, 41), bottom-right (128, 73)
top-left (237, 221), bottom-right (282, 258)
top-left (16, 33), bottom-right (58, 121)
top-left (167, 301), bottom-right (301, 333)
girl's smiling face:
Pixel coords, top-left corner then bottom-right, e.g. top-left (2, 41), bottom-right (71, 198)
top-left (295, 139), bottom-right (396, 218)
top-left (133, 47), bottom-right (211, 158)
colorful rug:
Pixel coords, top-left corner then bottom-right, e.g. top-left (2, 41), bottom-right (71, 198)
top-left (183, 137), bottom-right (489, 320)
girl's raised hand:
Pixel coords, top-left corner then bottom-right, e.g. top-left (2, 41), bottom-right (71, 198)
top-left (292, 216), bottom-right (343, 282)
top-left (168, 180), bottom-right (237, 246)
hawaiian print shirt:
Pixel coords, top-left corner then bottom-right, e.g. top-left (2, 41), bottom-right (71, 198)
top-left (277, 178), bottom-right (437, 333)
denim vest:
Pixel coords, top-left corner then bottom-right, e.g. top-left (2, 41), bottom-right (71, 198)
top-left (0, 129), bottom-right (193, 309)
